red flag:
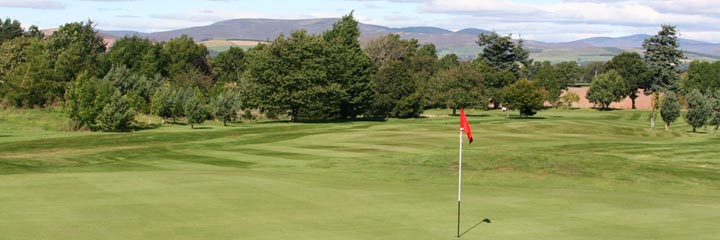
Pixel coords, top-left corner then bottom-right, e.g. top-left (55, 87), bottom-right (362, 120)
top-left (460, 108), bottom-right (473, 144)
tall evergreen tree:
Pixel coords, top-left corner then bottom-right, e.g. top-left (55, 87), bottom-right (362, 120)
top-left (323, 12), bottom-right (375, 119)
top-left (643, 25), bottom-right (684, 129)
top-left (475, 32), bottom-right (532, 77)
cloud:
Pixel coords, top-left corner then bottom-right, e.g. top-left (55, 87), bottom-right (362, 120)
top-left (0, 0), bottom-right (64, 9)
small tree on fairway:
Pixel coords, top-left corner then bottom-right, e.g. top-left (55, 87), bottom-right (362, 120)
top-left (500, 79), bottom-right (545, 117)
top-left (212, 89), bottom-right (242, 126)
top-left (685, 89), bottom-right (711, 132)
top-left (660, 92), bottom-right (681, 130)
top-left (150, 85), bottom-right (175, 124)
top-left (709, 90), bottom-right (720, 132)
top-left (560, 92), bottom-right (580, 109)
top-left (98, 91), bottom-right (135, 132)
top-left (185, 94), bottom-right (205, 129)
top-left (587, 70), bottom-right (626, 109)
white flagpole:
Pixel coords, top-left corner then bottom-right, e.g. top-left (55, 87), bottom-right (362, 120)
top-left (457, 127), bottom-right (463, 238)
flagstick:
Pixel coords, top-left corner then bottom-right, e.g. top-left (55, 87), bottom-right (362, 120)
top-left (457, 127), bottom-right (463, 238)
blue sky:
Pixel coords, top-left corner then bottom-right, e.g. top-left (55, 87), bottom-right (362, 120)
top-left (1, 0), bottom-right (719, 43)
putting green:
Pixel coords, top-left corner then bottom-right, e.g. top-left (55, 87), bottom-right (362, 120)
top-left (1, 108), bottom-right (718, 239)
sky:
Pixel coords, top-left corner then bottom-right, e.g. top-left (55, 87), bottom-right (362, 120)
top-left (1, 0), bottom-right (719, 43)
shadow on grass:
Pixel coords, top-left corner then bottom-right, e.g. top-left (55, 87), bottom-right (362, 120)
top-left (507, 116), bottom-right (547, 120)
top-left (449, 113), bottom-right (492, 117)
top-left (592, 107), bottom-right (623, 111)
top-left (192, 126), bottom-right (213, 130)
top-left (460, 218), bottom-right (491, 237)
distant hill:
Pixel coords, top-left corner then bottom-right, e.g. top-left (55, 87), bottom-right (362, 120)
top-left (97, 18), bottom-right (720, 62)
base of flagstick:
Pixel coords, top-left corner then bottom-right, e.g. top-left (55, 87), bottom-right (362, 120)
top-left (457, 200), bottom-right (461, 238)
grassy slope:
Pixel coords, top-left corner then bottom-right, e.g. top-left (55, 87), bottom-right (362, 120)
top-left (1, 108), bottom-right (719, 239)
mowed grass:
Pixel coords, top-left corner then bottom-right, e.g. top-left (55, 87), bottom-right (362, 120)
top-left (1, 108), bottom-right (719, 239)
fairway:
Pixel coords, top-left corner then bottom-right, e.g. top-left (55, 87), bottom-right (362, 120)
top-left (1, 109), bottom-right (719, 239)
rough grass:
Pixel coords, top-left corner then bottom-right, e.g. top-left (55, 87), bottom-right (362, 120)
top-left (0, 108), bottom-right (719, 239)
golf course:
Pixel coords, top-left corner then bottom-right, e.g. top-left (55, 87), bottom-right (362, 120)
top-left (1, 108), bottom-right (718, 239)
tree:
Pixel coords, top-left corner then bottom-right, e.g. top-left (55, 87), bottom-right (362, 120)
top-left (106, 36), bottom-right (156, 75)
top-left (323, 12), bottom-right (375, 119)
top-left (560, 92), bottom-right (580, 109)
top-left (0, 18), bottom-right (23, 45)
top-left (438, 53), bottom-right (460, 70)
top-left (0, 36), bottom-right (55, 107)
top-left (433, 62), bottom-right (485, 115)
top-left (643, 25), bottom-right (684, 129)
top-left (683, 61), bottom-right (720, 95)
top-left (184, 92), bottom-right (206, 129)
top-left (708, 90), bottom-right (720, 132)
top-left (365, 34), bottom-right (417, 69)
top-left (98, 91), bottom-right (135, 131)
top-left (64, 72), bottom-right (114, 130)
top-left (476, 62), bottom-right (516, 109)
top-left (211, 47), bottom-right (245, 84)
top-left (475, 32), bottom-right (532, 77)
top-left (370, 59), bottom-right (423, 118)
top-left (606, 52), bottom-right (649, 109)
top-left (685, 89), bottom-right (711, 132)
top-left (660, 91), bottom-right (681, 130)
top-left (47, 20), bottom-right (107, 85)
top-left (244, 30), bottom-right (334, 121)
top-left (501, 79), bottom-right (545, 117)
top-left (212, 88), bottom-right (242, 126)
top-left (587, 70), bottom-right (626, 109)
top-left (150, 85), bottom-right (175, 123)
top-left (580, 62), bottom-right (606, 83)
top-left (162, 35), bottom-right (210, 78)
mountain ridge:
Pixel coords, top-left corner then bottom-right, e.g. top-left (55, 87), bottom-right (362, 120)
top-left (97, 18), bottom-right (720, 61)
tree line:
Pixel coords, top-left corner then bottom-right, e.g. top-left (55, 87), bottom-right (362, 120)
top-left (1, 15), bottom-right (719, 132)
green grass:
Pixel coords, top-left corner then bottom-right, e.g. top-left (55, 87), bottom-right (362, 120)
top-left (1, 108), bottom-right (719, 239)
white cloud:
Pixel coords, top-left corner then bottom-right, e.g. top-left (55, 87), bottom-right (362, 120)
top-left (0, 0), bottom-right (64, 9)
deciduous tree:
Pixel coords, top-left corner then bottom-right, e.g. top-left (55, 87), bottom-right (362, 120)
top-left (587, 70), bottom-right (626, 109)
top-left (501, 79), bottom-right (545, 117)
top-left (606, 52), bottom-right (649, 109)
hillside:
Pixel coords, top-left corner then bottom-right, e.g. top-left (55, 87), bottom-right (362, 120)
top-left (99, 18), bottom-right (720, 62)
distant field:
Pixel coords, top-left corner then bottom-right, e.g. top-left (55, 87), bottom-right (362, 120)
top-left (1, 108), bottom-right (719, 239)
top-left (437, 45), bottom-right (719, 63)
top-left (201, 39), bottom-right (266, 53)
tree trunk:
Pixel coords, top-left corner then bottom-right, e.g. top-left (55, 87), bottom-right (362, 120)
top-left (191, 124), bottom-right (194, 129)
top-left (665, 123), bottom-right (670, 130)
top-left (631, 97), bottom-right (636, 109)
top-left (291, 108), bottom-right (299, 122)
top-left (693, 126), bottom-right (696, 132)
top-left (223, 120), bottom-right (227, 126)
top-left (452, 107), bottom-right (457, 116)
